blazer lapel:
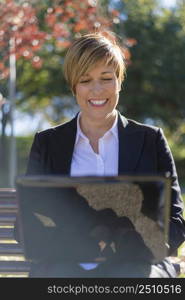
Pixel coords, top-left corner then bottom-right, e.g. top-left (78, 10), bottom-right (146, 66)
top-left (118, 113), bottom-right (145, 174)
top-left (51, 115), bottom-right (77, 175)
top-left (51, 112), bottom-right (145, 175)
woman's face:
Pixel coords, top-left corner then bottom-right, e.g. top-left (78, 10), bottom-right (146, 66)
top-left (75, 61), bottom-right (121, 122)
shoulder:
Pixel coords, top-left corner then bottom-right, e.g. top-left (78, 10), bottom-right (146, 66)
top-left (35, 115), bottom-right (77, 139)
top-left (119, 113), bottom-right (161, 136)
top-left (124, 118), bottom-right (169, 150)
top-left (127, 118), bottom-right (160, 134)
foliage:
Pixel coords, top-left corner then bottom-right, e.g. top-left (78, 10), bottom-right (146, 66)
top-left (0, 0), bottom-right (46, 79)
top-left (16, 135), bottom-right (33, 175)
top-left (0, 0), bottom-right (117, 79)
top-left (0, 0), bottom-right (126, 129)
top-left (118, 0), bottom-right (185, 132)
top-left (1, 0), bottom-right (185, 131)
top-left (0, 135), bottom-right (32, 187)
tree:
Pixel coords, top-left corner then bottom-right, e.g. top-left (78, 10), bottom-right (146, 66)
top-left (0, 0), bottom-right (47, 139)
top-left (0, 0), bottom-right (46, 80)
top-left (118, 0), bottom-right (185, 131)
top-left (0, 0), bottom-right (123, 131)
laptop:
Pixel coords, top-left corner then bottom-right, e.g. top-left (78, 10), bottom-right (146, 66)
top-left (15, 174), bottom-right (171, 265)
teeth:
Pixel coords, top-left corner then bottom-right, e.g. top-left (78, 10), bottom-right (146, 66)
top-left (89, 99), bottom-right (107, 105)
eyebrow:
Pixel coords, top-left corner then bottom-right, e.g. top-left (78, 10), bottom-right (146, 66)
top-left (102, 71), bottom-right (113, 74)
top-left (81, 71), bottom-right (113, 77)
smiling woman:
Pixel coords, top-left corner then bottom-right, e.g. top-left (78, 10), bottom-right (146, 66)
top-left (63, 32), bottom-right (125, 153)
top-left (19, 30), bottom-right (185, 278)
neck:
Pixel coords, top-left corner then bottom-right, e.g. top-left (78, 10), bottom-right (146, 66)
top-left (79, 110), bottom-right (117, 139)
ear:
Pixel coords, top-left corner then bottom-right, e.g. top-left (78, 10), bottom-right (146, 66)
top-left (118, 81), bottom-right (121, 92)
top-left (72, 87), bottom-right (76, 96)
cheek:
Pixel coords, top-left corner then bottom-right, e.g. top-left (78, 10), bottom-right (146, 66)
top-left (108, 82), bottom-right (120, 96)
top-left (76, 86), bottom-right (87, 99)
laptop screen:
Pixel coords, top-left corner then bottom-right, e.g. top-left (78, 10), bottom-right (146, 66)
top-left (16, 175), bottom-right (171, 264)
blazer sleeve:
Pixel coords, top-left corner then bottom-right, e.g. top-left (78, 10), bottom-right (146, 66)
top-left (156, 128), bottom-right (185, 254)
top-left (26, 132), bottom-right (46, 175)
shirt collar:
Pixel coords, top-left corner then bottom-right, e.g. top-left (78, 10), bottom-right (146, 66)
top-left (75, 110), bottom-right (118, 146)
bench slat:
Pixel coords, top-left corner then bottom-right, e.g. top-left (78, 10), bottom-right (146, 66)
top-left (0, 261), bottom-right (30, 272)
top-left (0, 243), bottom-right (24, 255)
top-left (0, 200), bottom-right (18, 210)
top-left (0, 213), bottom-right (17, 223)
top-left (0, 189), bottom-right (16, 198)
top-left (0, 189), bottom-right (30, 276)
top-left (0, 228), bottom-right (14, 239)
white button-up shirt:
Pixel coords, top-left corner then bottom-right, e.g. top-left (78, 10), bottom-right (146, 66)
top-left (70, 112), bottom-right (119, 176)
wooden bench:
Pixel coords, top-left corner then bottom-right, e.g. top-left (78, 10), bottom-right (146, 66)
top-left (0, 188), bottom-right (30, 277)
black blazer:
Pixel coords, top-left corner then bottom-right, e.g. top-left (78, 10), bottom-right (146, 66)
top-left (26, 112), bottom-right (185, 254)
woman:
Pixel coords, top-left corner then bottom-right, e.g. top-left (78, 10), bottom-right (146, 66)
top-left (25, 31), bottom-right (185, 277)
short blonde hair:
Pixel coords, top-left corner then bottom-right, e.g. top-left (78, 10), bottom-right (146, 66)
top-left (63, 31), bottom-right (126, 94)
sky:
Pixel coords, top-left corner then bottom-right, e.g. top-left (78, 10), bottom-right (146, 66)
top-left (161, 0), bottom-right (176, 7)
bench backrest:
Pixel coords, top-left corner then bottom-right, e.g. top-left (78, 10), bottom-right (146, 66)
top-left (0, 188), bottom-right (30, 277)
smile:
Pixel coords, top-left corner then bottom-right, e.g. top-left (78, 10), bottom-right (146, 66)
top-left (88, 99), bottom-right (108, 107)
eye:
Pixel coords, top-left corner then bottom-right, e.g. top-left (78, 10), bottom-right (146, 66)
top-left (79, 80), bottom-right (90, 83)
top-left (102, 78), bottom-right (112, 81)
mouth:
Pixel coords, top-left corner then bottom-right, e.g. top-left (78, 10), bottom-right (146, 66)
top-left (88, 99), bottom-right (108, 107)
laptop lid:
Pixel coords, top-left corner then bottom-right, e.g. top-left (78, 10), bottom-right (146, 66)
top-left (15, 175), bottom-right (171, 264)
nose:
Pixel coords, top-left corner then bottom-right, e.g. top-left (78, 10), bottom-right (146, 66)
top-left (90, 80), bottom-right (104, 95)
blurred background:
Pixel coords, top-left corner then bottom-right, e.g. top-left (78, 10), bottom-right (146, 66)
top-left (0, 0), bottom-right (185, 191)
